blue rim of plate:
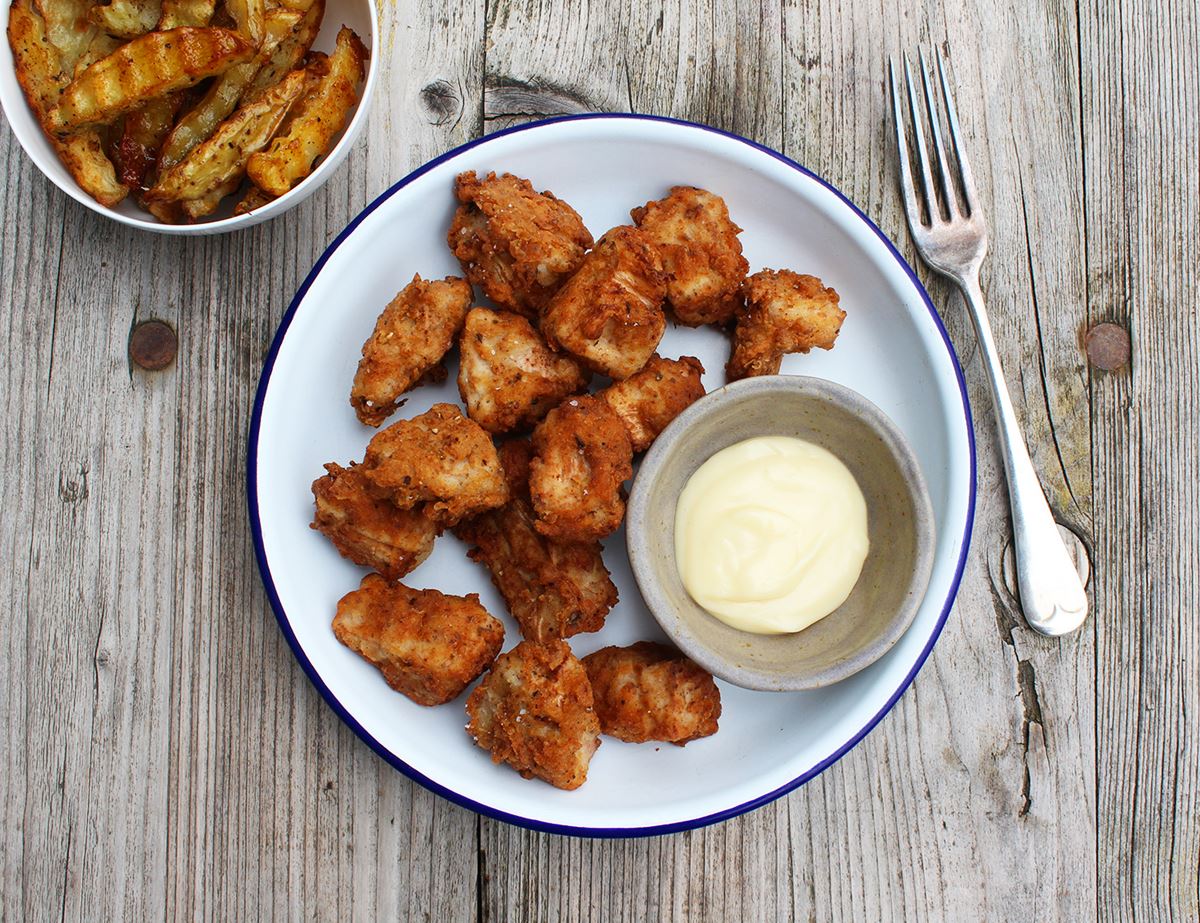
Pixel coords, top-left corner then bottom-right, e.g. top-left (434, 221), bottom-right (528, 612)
top-left (247, 112), bottom-right (977, 838)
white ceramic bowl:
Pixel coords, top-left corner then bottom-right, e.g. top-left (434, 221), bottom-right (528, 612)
top-left (249, 115), bottom-right (976, 835)
top-left (0, 0), bottom-right (378, 234)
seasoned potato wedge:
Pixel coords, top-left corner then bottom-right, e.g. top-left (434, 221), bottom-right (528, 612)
top-left (157, 9), bottom-right (301, 174)
top-left (242, 0), bottom-right (321, 100)
top-left (8, 0), bottom-right (128, 205)
top-left (72, 31), bottom-right (121, 75)
top-left (47, 27), bottom-right (256, 134)
top-left (112, 93), bottom-right (182, 189)
top-left (223, 0), bottom-right (262, 39)
top-left (247, 25), bottom-right (366, 196)
top-left (233, 184), bottom-right (273, 214)
top-left (89, 0), bottom-right (161, 39)
top-left (155, 0), bottom-right (215, 28)
top-left (178, 175), bottom-right (239, 219)
top-left (33, 0), bottom-right (95, 71)
top-left (147, 65), bottom-right (310, 203)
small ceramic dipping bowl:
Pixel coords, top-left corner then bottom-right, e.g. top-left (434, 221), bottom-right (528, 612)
top-left (626, 375), bottom-right (936, 691)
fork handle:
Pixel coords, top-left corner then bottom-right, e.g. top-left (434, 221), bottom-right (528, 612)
top-left (957, 273), bottom-right (1089, 636)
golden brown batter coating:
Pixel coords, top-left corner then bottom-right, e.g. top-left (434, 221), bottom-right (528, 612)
top-left (582, 642), bottom-right (721, 745)
top-left (454, 440), bottom-right (617, 642)
top-left (362, 403), bottom-right (508, 526)
top-left (539, 225), bottom-right (668, 380)
top-left (528, 395), bottom-right (633, 543)
top-left (350, 274), bottom-right (473, 426)
top-left (599, 354), bottom-right (706, 453)
top-left (465, 639), bottom-right (601, 789)
top-left (446, 171), bottom-right (593, 318)
top-left (457, 307), bottom-right (590, 435)
top-left (333, 573), bottom-right (505, 706)
top-left (310, 462), bottom-right (438, 580)
top-left (630, 186), bottom-right (749, 326)
top-left (727, 270), bottom-right (845, 380)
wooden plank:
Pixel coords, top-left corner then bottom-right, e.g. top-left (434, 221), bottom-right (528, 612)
top-left (780, 1), bottom-right (1098, 918)
top-left (478, 0), bottom-right (1097, 920)
top-left (1082, 0), bottom-right (1200, 918)
top-left (158, 0), bottom-right (487, 919)
top-left (9, 200), bottom-right (182, 922)
top-left (0, 1), bottom-right (486, 920)
top-left (0, 122), bottom-right (69, 923)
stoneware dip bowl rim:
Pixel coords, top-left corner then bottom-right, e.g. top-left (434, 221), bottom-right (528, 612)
top-left (626, 373), bottom-right (937, 691)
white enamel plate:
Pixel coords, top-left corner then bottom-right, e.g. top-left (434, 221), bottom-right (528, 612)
top-left (249, 115), bottom-right (976, 836)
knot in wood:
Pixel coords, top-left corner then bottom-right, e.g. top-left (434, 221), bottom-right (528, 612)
top-left (1084, 322), bottom-right (1130, 371)
top-left (130, 320), bottom-right (178, 371)
top-left (420, 80), bottom-right (460, 126)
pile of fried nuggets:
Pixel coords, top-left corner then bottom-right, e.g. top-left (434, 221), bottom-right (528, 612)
top-left (7, 0), bottom-right (367, 221)
top-left (312, 171), bottom-right (847, 790)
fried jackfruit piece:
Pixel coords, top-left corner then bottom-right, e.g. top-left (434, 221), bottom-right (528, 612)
top-left (46, 27), bottom-right (256, 134)
top-left (528, 395), bottom-right (632, 543)
top-left (727, 269), bottom-right (845, 380)
top-left (599, 354), bottom-right (705, 453)
top-left (539, 225), bottom-right (667, 380)
top-left (446, 170), bottom-right (593, 319)
top-left (351, 275), bottom-right (473, 426)
top-left (631, 186), bottom-right (749, 326)
top-left (456, 307), bottom-right (589, 435)
top-left (362, 403), bottom-right (508, 526)
top-left (454, 440), bottom-right (617, 642)
top-left (582, 642), bottom-right (722, 746)
top-left (333, 573), bottom-right (504, 706)
top-left (311, 462), bottom-right (438, 580)
top-left (247, 25), bottom-right (368, 196)
top-left (466, 639), bottom-right (601, 790)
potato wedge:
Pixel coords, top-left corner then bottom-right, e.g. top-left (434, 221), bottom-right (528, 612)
top-left (8, 0), bottom-right (128, 205)
top-left (33, 0), bottom-right (94, 71)
top-left (112, 94), bottom-right (182, 189)
top-left (47, 27), bottom-right (256, 134)
top-left (157, 8), bottom-right (301, 173)
top-left (147, 65), bottom-right (310, 203)
top-left (243, 0), bottom-right (321, 99)
top-left (179, 175), bottom-right (238, 219)
top-left (156, 0), bottom-right (215, 28)
top-left (73, 31), bottom-right (121, 75)
top-left (234, 184), bottom-right (273, 214)
top-left (89, 0), bottom-right (162, 39)
top-left (223, 0), bottom-right (262, 40)
top-left (247, 26), bottom-right (366, 196)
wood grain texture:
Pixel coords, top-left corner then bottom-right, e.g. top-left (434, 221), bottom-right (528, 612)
top-left (1083, 0), bottom-right (1200, 919)
top-left (0, 0), bottom-right (1195, 919)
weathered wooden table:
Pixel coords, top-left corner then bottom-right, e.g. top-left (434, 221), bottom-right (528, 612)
top-left (3, 1), bottom-right (1196, 919)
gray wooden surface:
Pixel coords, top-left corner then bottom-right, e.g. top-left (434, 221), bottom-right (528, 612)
top-left (1, 0), bottom-right (1196, 920)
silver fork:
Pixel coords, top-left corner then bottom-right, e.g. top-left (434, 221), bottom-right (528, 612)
top-left (888, 50), bottom-right (1089, 636)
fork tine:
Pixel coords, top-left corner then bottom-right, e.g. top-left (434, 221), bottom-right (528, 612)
top-left (918, 48), bottom-right (957, 217)
top-left (902, 55), bottom-right (937, 224)
top-left (888, 58), bottom-right (924, 232)
top-left (935, 50), bottom-right (980, 215)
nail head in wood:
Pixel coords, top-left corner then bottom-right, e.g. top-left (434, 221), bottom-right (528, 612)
top-left (130, 320), bottom-right (178, 371)
top-left (1085, 322), bottom-right (1130, 371)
